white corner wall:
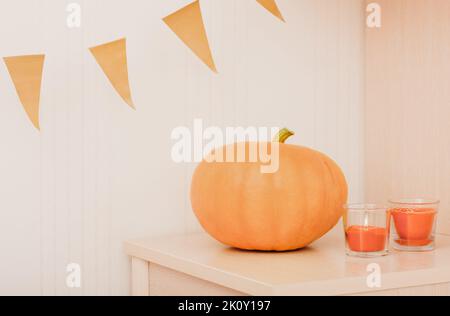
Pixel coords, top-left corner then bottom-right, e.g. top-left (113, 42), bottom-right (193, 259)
top-left (0, 0), bottom-right (365, 295)
top-left (365, 0), bottom-right (450, 235)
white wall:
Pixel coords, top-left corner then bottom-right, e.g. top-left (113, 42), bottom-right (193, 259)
top-left (365, 0), bottom-right (450, 235)
top-left (0, 0), bottom-right (365, 295)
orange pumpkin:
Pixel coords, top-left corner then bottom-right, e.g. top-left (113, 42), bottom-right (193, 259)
top-left (191, 129), bottom-right (348, 251)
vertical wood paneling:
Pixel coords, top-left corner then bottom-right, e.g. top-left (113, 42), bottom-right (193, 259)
top-left (365, 0), bottom-right (450, 235)
top-left (0, 0), bottom-right (365, 295)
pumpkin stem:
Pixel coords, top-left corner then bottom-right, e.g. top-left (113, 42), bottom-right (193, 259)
top-left (273, 128), bottom-right (295, 144)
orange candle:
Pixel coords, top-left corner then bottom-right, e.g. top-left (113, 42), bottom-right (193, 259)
top-left (345, 204), bottom-right (390, 257)
top-left (391, 208), bottom-right (436, 247)
top-left (346, 226), bottom-right (388, 253)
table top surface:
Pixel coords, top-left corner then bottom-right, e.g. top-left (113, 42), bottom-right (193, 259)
top-left (124, 231), bottom-right (450, 296)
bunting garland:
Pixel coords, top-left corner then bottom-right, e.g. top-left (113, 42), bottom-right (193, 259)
top-left (3, 55), bottom-right (45, 130)
top-left (256, 0), bottom-right (286, 22)
top-left (90, 38), bottom-right (135, 109)
top-left (2, 1), bottom-right (285, 130)
top-left (163, 0), bottom-right (217, 73)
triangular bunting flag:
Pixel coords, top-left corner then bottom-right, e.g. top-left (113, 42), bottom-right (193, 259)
top-left (163, 0), bottom-right (217, 73)
top-left (3, 55), bottom-right (45, 130)
top-left (90, 38), bottom-right (135, 108)
top-left (256, 0), bottom-right (285, 22)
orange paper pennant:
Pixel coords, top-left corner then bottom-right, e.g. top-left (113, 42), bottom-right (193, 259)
top-left (163, 0), bottom-right (217, 73)
top-left (90, 38), bottom-right (135, 108)
top-left (256, 0), bottom-right (285, 22)
top-left (3, 55), bottom-right (45, 130)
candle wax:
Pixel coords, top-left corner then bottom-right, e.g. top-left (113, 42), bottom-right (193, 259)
top-left (392, 208), bottom-right (436, 246)
top-left (346, 226), bottom-right (387, 253)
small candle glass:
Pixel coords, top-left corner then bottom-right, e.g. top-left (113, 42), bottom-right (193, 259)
top-left (389, 198), bottom-right (439, 252)
top-left (344, 204), bottom-right (390, 258)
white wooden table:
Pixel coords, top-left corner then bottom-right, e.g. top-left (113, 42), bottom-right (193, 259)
top-left (124, 232), bottom-right (450, 296)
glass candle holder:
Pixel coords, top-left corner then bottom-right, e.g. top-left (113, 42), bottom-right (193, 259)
top-left (344, 204), bottom-right (390, 258)
top-left (389, 199), bottom-right (439, 252)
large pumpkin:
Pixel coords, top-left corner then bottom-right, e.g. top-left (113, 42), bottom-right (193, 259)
top-left (191, 129), bottom-right (348, 251)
